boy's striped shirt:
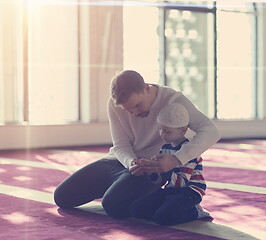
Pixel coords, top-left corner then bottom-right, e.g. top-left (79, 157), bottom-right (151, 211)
top-left (149, 140), bottom-right (206, 198)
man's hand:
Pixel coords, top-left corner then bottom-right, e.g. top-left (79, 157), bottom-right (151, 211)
top-left (129, 159), bottom-right (146, 176)
top-left (139, 154), bottom-right (181, 175)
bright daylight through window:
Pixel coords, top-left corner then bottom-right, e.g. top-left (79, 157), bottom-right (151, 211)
top-left (0, 0), bottom-right (263, 126)
top-left (123, 0), bottom-right (261, 120)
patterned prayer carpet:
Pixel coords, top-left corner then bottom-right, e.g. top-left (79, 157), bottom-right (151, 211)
top-left (0, 139), bottom-right (265, 240)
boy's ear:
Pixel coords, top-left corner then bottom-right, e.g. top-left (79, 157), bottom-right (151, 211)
top-left (182, 126), bottom-right (188, 134)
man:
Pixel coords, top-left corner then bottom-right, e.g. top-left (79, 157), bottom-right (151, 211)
top-left (54, 70), bottom-right (220, 219)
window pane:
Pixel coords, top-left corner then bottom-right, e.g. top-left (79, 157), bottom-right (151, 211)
top-left (123, 5), bottom-right (160, 83)
top-left (27, 2), bottom-right (79, 124)
top-left (164, 9), bottom-right (214, 116)
top-left (0, 1), bottom-right (24, 124)
top-left (217, 11), bottom-right (256, 119)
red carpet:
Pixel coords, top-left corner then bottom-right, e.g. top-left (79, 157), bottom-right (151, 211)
top-left (0, 140), bottom-right (265, 240)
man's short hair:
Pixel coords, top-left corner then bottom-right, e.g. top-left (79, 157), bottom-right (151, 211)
top-left (110, 70), bottom-right (146, 105)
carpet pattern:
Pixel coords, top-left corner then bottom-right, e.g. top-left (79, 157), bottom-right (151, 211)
top-left (0, 140), bottom-right (265, 240)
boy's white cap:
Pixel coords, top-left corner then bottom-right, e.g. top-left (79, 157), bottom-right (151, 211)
top-left (157, 103), bottom-right (189, 128)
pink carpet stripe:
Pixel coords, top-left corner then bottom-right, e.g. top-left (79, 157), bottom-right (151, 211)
top-left (0, 150), bottom-right (101, 166)
top-left (204, 166), bottom-right (266, 187)
top-left (203, 152), bottom-right (266, 167)
top-left (0, 164), bottom-right (68, 193)
top-left (202, 188), bottom-right (266, 233)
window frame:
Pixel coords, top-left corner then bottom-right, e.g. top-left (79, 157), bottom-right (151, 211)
top-left (159, 1), bottom-right (260, 120)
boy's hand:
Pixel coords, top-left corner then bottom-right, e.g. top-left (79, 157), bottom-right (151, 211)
top-left (139, 154), bottom-right (181, 174)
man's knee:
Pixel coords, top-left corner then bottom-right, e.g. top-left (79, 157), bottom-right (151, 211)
top-left (101, 194), bottom-right (129, 219)
top-left (53, 186), bottom-right (74, 209)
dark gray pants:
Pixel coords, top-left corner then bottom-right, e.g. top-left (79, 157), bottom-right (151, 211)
top-left (54, 158), bottom-right (158, 219)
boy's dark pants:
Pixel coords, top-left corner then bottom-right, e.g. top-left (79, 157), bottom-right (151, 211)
top-left (129, 186), bottom-right (201, 226)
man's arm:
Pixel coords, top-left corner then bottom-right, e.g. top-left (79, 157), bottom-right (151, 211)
top-left (174, 93), bottom-right (220, 164)
top-left (129, 161), bottom-right (146, 176)
top-left (138, 92), bottom-right (220, 173)
top-left (107, 98), bottom-right (137, 168)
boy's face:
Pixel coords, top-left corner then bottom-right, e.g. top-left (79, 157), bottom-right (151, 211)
top-left (120, 88), bottom-right (151, 118)
top-left (158, 123), bottom-right (185, 143)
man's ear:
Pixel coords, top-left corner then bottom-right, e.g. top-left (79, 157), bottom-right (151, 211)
top-left (144, 83), bottom-right (150, 93)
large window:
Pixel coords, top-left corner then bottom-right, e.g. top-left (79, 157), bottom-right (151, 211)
top-left (1, 1), bottom-right (263, 124)
top-left (0, 0), bottom-right (122, 149)
top-left (27, 1), bottom-right (80, 124)
top-left (123, 4), bottom-right (160, 83)
top-left (160, 0), bottom-right (260, 120)
top-left (0, 0), bottom-right (80, 125)
top-left (162, 3), bottom-right (214, 116)
top-left (216, 1), bottom-right (257, 119)
top-left (0, 0), bottom-right (122, 126)
top-left (123, 0), bottom-right (263, 121)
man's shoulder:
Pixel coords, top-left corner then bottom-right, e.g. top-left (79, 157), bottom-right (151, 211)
top-left (158, 85), bottom-right (183, 99)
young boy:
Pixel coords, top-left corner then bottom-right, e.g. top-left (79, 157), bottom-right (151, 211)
top-left (129, 103), bottom-right (212, 226)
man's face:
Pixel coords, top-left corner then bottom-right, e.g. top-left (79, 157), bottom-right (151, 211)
top-left (120, 91), bottom-right (151, 118)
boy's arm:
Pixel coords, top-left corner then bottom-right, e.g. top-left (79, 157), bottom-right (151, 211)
top-left (139, 154), bottom-right (181, 173)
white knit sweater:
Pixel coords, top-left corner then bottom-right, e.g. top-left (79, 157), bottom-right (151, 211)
top-left (105, 85), bottom-right (220, 168)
